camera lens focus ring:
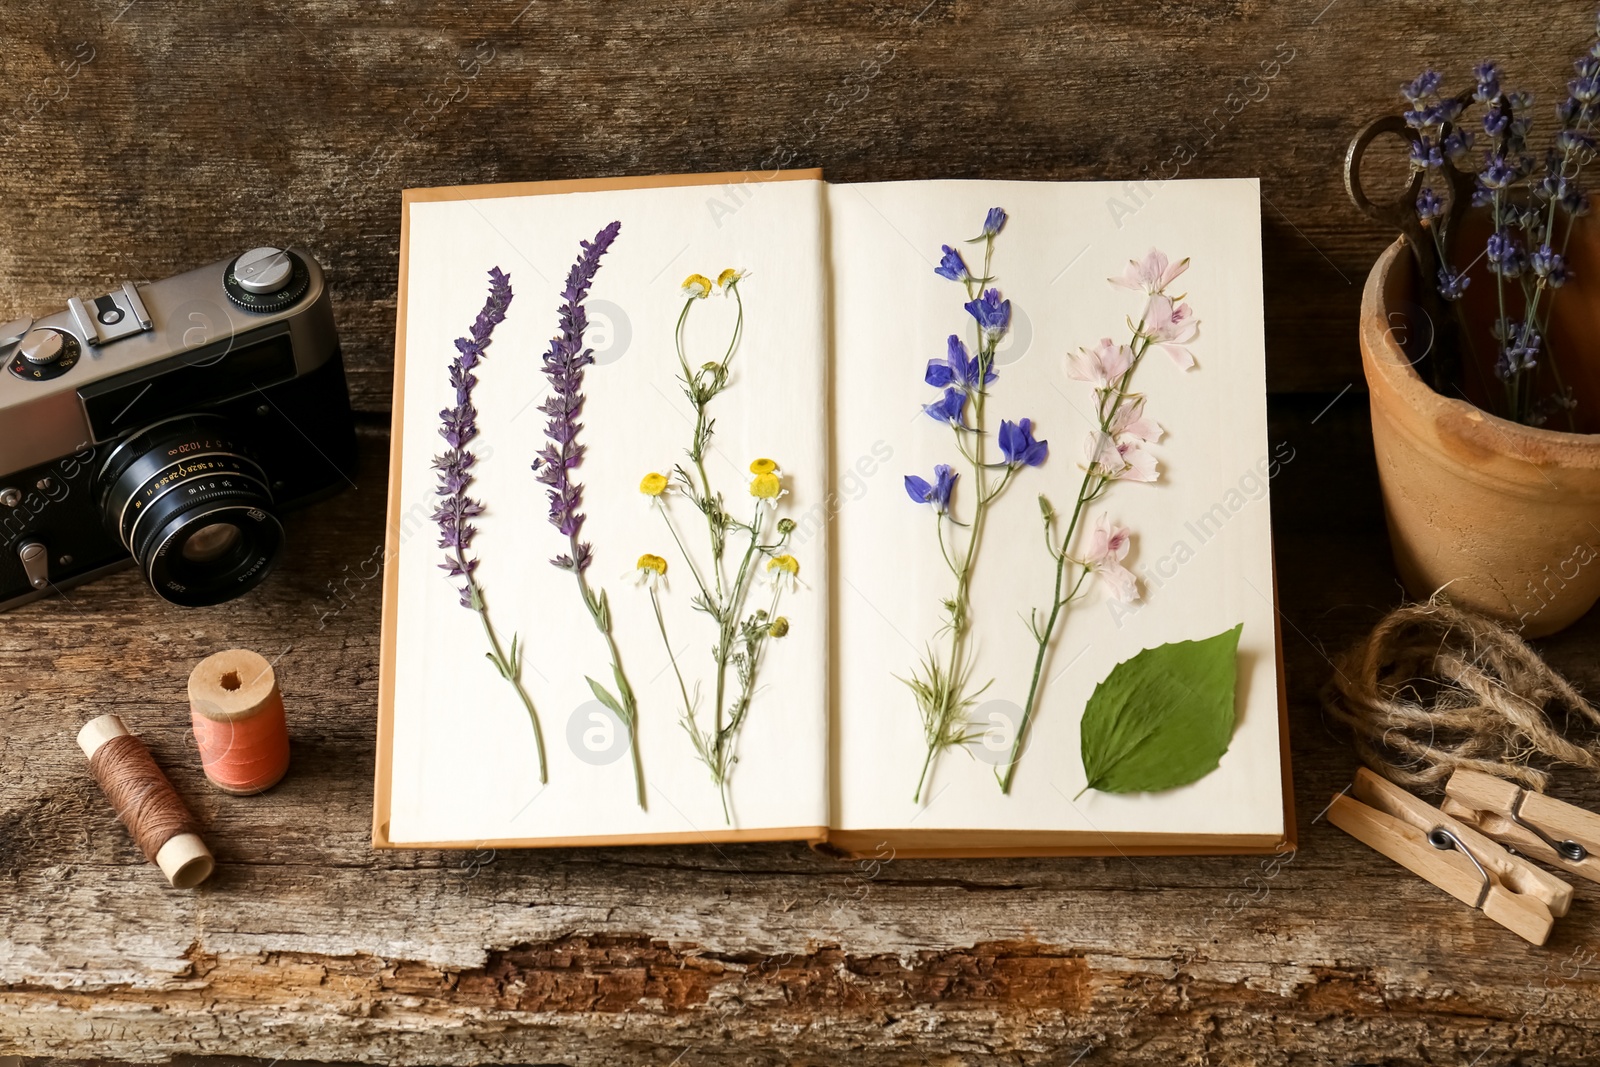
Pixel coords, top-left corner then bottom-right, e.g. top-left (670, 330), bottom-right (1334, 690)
top-left (98, 415), bottom-right (285, 607)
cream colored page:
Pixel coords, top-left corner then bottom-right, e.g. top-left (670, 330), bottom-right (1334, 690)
top-left (828, 178), bottom-right (1283, 836)
top-left (390, 180), bottom-right (830, 843)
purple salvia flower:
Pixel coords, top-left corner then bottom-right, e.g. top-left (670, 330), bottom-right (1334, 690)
top-left (532, 221), bottom-right (622, 572)
top-left (433, 266), bottom-right (513, 608)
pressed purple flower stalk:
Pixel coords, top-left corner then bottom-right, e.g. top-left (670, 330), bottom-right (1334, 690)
top-left (530, 221), bottom-right (646, 809)
top-left (433, 266), bottom-right (548, 783)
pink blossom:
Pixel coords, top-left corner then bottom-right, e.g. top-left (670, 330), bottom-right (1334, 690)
top-left (1084, 430), bottom-right (1158, 483)
top-left (1083, 514), bottom-right (1139, 603)
top-left (1144, 293), bottom-right (1199, 369)
top-left (1109, 247), bottom-right (1189, 295)
top-left (1106, 396), bottom-right (1163, 444)
top-left (1066, 337), bottom-right (1133, 385)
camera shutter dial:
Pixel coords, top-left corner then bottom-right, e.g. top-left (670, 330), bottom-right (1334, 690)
top-left (8, 328), bottom-right (80, 381)
top-left (235, 247), bottom-right (293, 294)
top-left (223, 248), bottom-right (310, 313)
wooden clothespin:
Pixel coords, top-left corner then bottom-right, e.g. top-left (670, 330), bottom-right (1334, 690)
top-left (1328, 768), bottom-right (1572, 945)
top-left (1441, 768), bottom-right (1600, 884)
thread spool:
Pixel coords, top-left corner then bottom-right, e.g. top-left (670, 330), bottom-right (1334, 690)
top-left (189, 648), bottom-right (292, 795)
top-left (77, 714), bottom-right (214, 889)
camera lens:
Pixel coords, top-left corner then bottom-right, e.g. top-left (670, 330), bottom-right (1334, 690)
top-left (98, 414), bottom-right (284, 607)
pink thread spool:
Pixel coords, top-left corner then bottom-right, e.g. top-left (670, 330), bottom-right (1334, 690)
top-left (188, 649), bottom-right (291, 795)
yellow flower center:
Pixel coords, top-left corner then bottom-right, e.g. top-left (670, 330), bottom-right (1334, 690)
top-left (640, 472), bottom-right (669, 496)
top-left (767, 554), bottom-right (799, 576)
top-left (749, 471), bottom-right (782, 499)
top-left (749, 457), bottom-right (777, 475)
top-left (717, 268), bottom-right (744, 289)
top-left (768, 616), bottom-right (790, 638)
top-left (636, 553), bottom-right (668, 576)
top-left (681, 273), bottom-right (712, 299)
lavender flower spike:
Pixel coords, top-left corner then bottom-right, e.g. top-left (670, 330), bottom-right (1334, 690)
top-left (432, 266), bottom-right (549, 783)
top-left (531, 221), bottom-right (648, 809)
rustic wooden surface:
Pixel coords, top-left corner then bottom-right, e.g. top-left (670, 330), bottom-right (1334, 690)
top-left (9, 395), bottom-right (1600, 1066)
top-left (3, 0), bottom-right (1600, 405)
top-left (9, 2), bottom-right (1600, 1065)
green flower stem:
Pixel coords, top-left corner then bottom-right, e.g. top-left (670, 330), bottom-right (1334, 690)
top-left (999, 327), bottom-right (1153, 794)
top-left (565, 531), bottom-right (645, 810)
top-left (468, 575), bottom-right (547, 784)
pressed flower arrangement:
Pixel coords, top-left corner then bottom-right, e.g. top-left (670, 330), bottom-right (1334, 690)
top-left (641, 269), bottom-right (802, 821)
top-left (902, 208), bottom-right (1052, 802)
top-left (530, 220), bottom-right (648, 809)
top-left (1003, 249), bottom-right (1200, 793)
top-left (432, 267), bottom-right (549, 783)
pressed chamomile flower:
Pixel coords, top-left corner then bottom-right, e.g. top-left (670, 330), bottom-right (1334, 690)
top-left (717, 268), bottom-right (747, 293)
top-left (765, 553), bottom-right (802, 592)
top-left (768, 616), bottom-right (790, 638)
top-left (749, 457), bottom-right (779, 475)
top-left (750, 470), bottom-right (786, 502)
top-left (632, 553), bottom-right (669, 590)
top-left (682, 273), bottom-right (713, 299)
top-left (640, 471), bottom-right (670, 496)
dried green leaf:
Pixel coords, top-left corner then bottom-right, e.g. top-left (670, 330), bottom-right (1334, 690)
top-left (1079, 623), bottom-right (1243, 796)
top-left (586, 676), bottom-right (624, 718)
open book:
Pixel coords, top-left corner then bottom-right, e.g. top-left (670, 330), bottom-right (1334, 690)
top-left (374, 170), bottom-right (1292, 857)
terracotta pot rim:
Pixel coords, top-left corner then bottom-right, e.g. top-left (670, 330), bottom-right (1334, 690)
top-left (1362, 237), bottom-right (1600, 463)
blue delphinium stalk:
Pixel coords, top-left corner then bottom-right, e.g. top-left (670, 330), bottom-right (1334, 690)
top-left (433, 267), bottom-right (548, 783)
top-left (902, 207), bottom-right (1050, 803)
top-left (529, 221), bottom-right (646, 809)
top-left (1403, 15), bottom-right (1600, 427)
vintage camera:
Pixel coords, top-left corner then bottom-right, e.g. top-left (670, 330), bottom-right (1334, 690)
top-left (0, 247), bottom-right (356, 610)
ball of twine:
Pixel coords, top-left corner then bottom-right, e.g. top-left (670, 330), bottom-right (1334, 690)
top-left (1322, 596), bottom-right (1600, 793)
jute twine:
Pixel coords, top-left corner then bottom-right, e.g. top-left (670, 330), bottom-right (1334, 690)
top-left (1322, 596), bottom-right (1600, 793)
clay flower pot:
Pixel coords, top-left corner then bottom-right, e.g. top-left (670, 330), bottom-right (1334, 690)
top-left (1361, 237), bottom-right (1600, 636)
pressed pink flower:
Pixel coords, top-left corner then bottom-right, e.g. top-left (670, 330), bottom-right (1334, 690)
top-left (1106, 395), bottom-right (1163, 444)
top-left (1110, 247), bottom-right (1190, 294)
top-left (1085, 430), bottom-right (1158, 483)
top-left (1083, 514), bottom-right (1139, 603)
top-left (1066, 337), bottom-right (1134, 385)
top-left (1143, 294), bottom-right (1199, 369)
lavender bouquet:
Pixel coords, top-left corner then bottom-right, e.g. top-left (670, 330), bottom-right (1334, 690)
top-left (1002, 249), bottom-right (1199, 793)
top-left (433, 267), bottom-right (548, 782)
top-left (1403, 16), bottom-right (1600, 427)
top-left (531, 221), bottom-right (647, 809)
top-left (640, 269), bottom-right (801, 822)
top-left (902, 208), bottom-right (1050, 802)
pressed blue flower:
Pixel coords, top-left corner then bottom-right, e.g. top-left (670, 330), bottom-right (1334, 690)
top-left (1416, 188), bottom-right (1444, 220)
top-left (964, 288), bottom-right (1011, 342)
top-left (1474, 60), bottom-right (1502, 102)
top-left (433, 267), bottom-right (514, 607)
top-left (1557, 129), bottom-right (1595, 153)
top-left (998, 418), bottom-right (1049, 468)
top-left (923, 386), bottom-right (969, 427)
top-left (904, 464), bottom-right (957, 513)
top-left (925, 334), bottom-right (996, 393)
top-left (1483, 110), bottom-right (1511, 138)
top-left (1402, 70), bottom-right (1442, 103)
top-left (934, 244), bottom-right (971, 282)
top-left (531, 220), bottom-right (622, 569)
top-left (1443, 128), bottom-right (1475, 160)
top-left (1573, 73), bottom-right (1600, 105)
top-left (1562, 186), bottom-right (1592, 215)
top-left (1437, 266), bottom-right (1471, 301)
top-left (982, 207), bottom-right (1007, 236)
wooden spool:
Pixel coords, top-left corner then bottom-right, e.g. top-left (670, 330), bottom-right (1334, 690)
top-left (188, 648), bottom-right (291, 795)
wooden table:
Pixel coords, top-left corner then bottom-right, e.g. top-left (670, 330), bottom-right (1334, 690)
top-left (8, 3), bottom-right (1600, 1064)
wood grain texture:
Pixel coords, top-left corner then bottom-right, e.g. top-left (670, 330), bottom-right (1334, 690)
top-left (2, 0), bottom-right (1600, 405)
top-left (9, 398), bottom-right (1600, 1065)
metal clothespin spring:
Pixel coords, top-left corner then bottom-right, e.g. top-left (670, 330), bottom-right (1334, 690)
top-left (1510, 793), bottom-right (1589, 863)
top-left (1428, 826), bottom-right (1491, 909)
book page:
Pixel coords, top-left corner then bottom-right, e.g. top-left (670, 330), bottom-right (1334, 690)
top-left (386, 177), bottom-right (831, 844)
top-left (827, 178), bottom-right (1284, 840)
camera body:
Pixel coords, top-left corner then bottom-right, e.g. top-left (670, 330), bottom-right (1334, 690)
top-left (0, 247), bottom-right (356, 610)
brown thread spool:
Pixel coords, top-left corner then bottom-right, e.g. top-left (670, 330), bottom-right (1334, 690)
top-left (77, 714), bottom-right (215, 889)
top-left (188, 648), bottom-right (291, 795)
